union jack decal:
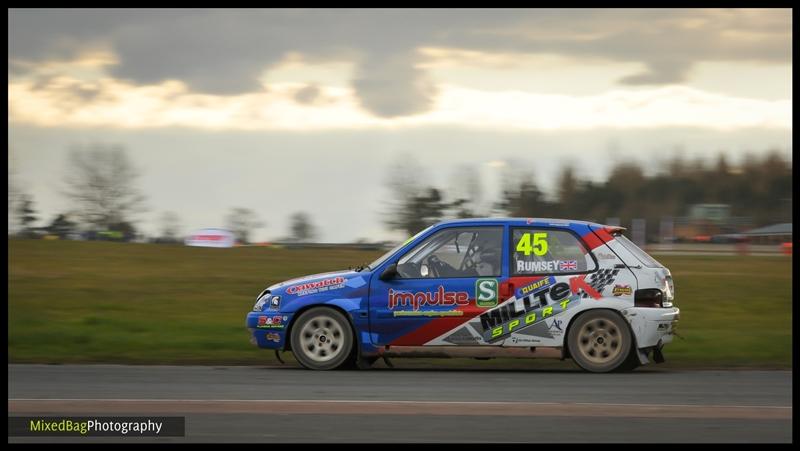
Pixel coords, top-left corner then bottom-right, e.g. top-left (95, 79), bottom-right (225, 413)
top-left (559, 260), bottom-right (578, 271)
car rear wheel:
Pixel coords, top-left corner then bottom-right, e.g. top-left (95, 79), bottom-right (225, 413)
top-left (568, 310), bottom-right (634, 373)
top-left (290, 307), bottom-right (354, 370)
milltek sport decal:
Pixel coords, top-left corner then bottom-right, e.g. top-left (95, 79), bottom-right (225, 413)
top-left (485, 299), bottom-right (579, 341)
top-left (286, 276), bottom-right (346, 296)
top-left (480, 275), bottom-right (600, 342)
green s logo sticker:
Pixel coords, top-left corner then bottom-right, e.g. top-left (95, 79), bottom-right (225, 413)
top-left (475, 279), bottom-right (498, 308)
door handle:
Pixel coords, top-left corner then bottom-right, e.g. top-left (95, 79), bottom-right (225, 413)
top-left (499, 282), bottom-right (515, 299)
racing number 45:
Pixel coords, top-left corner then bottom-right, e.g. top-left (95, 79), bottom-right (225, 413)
top-left (516, 232), bottom-right (548, 256)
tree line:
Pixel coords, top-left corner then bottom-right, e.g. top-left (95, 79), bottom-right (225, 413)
top-left (8, 144), bottom-right (319, 244)
top-left (9, 144), bottom-right (792, 244)
top-left (384, 150), bottom-right (792, 241)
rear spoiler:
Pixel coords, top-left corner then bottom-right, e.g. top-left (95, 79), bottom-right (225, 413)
top-left (586, 224), bottom-right (626, 247)
top-left (603, 226), bottom-right (627, 236)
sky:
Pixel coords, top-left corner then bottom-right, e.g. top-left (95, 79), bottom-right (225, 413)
top-left (8, 8), bottom-right (793, 242)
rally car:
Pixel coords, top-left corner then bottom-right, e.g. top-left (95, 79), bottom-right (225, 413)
top-left (246, 218), bottom-right (679, 372)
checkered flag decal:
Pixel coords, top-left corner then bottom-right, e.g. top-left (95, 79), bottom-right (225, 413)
top-left (580, 269), bottom-right (620, 298)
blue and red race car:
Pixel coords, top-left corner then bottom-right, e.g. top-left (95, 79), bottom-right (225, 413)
top-left (246, 218), bottom-right (679, 372)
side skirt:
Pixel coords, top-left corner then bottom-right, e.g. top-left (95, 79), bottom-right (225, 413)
top-left (379, 346), bottom-right (563, 359)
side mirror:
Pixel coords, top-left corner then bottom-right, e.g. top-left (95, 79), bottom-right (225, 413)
top-left (380, 263), bottom-right (398, 281)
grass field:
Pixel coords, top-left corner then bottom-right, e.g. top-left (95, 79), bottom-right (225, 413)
top-left (8, 239), bottom-right (793, 368)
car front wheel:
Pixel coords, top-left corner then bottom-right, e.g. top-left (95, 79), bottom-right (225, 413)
top-left (568, 310), bottom-right (635, 373)
top-left (290, 307), bottom-right (354, 370)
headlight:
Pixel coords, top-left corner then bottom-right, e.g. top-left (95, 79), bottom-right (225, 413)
top-left (253, 291), bottom-right (271, 312)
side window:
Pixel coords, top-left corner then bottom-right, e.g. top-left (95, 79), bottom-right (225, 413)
top-left (616, 234), bottom-right (664, 268)
top-left (397, 227), bottom-right (503, 279)
top-left (510, 228), bottom-right (596, 275)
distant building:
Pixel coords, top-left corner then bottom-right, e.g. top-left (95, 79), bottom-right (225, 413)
top-left (675, 203), bottom-right (745, 242)
top-left (742, 223), bottom-right (792, 245)
top-left (688, 204), bottom-right (730, 223)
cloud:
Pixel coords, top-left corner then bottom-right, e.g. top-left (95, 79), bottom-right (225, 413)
top-left (618, 60), bottom-right (691, 85)
top-left (8, 9), bottom-right (792, 117)
top-left (293, 84), bottom-right (322, 104)
top-left (352, 52), bottom-right (438, 117)
top-left (9, 72), bottom-right (791, 131)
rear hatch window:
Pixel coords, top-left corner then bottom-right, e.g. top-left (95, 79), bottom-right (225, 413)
top-left (615, 234), bottom-right (663, 268)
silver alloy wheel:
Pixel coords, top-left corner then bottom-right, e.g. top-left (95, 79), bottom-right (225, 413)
top-left (298, 314), bottom-right (345, 363)
top-left (576, 318), bottom-right (622, 364)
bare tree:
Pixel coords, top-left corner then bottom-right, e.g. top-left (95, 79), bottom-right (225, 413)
top-left (289, 211), bottom-right (317, 242)
top-left (556, 166), bottom-right (578, 217)
top-left (46, 213), bottom-right (78, 239)
top-left (15, 193), bottom-right (38, 238)
top-left (447, 164), bottom-right (483, 218)
top-left (8, 151), bottom-right (21, 235)
top-left (383, 154), bottom-right (451, 235)
top-left (63, 144), bottom-right (146, 232)
top-left (159, 211), bottom-right (182, 242)
top-left (385, 153), bottom-right (427, 202)
top-left (224, 207), bottom-right (264, 244)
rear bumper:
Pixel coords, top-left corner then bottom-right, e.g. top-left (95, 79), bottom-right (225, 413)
top-left (622, 306), bottom-right (680, 349)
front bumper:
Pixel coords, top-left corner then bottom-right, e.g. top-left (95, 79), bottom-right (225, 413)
top-left (246, 311), bottom-right (293, 349)
top-left (622, 306), bottom-right (680, 349)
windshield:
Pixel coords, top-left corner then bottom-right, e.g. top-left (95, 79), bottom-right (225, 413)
top-left (366, 225), bottom-right (435, 270)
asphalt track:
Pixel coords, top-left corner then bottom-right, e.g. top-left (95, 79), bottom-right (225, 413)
top-left (8, 364), bottom-right (792, 443)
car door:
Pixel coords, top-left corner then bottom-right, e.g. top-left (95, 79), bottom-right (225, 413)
top-left (368, 226), bottom-right (505, 346)
top-left (490, 225), bottom-right (604, 346)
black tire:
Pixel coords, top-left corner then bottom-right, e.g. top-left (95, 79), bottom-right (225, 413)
top-left (567, 310), bottom-right (635, 373)
top-left (290, 307), bottom-right (354, 370)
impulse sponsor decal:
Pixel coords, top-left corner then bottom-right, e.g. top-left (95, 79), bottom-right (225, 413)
top-left (286, 276), bottom-right (346, 296)
top-left (393, 310), bottom-right (464, 317)
top-left (388, 286), bottom-right (470, 310)
top-left (480, 275), bottom-right (600, 341)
